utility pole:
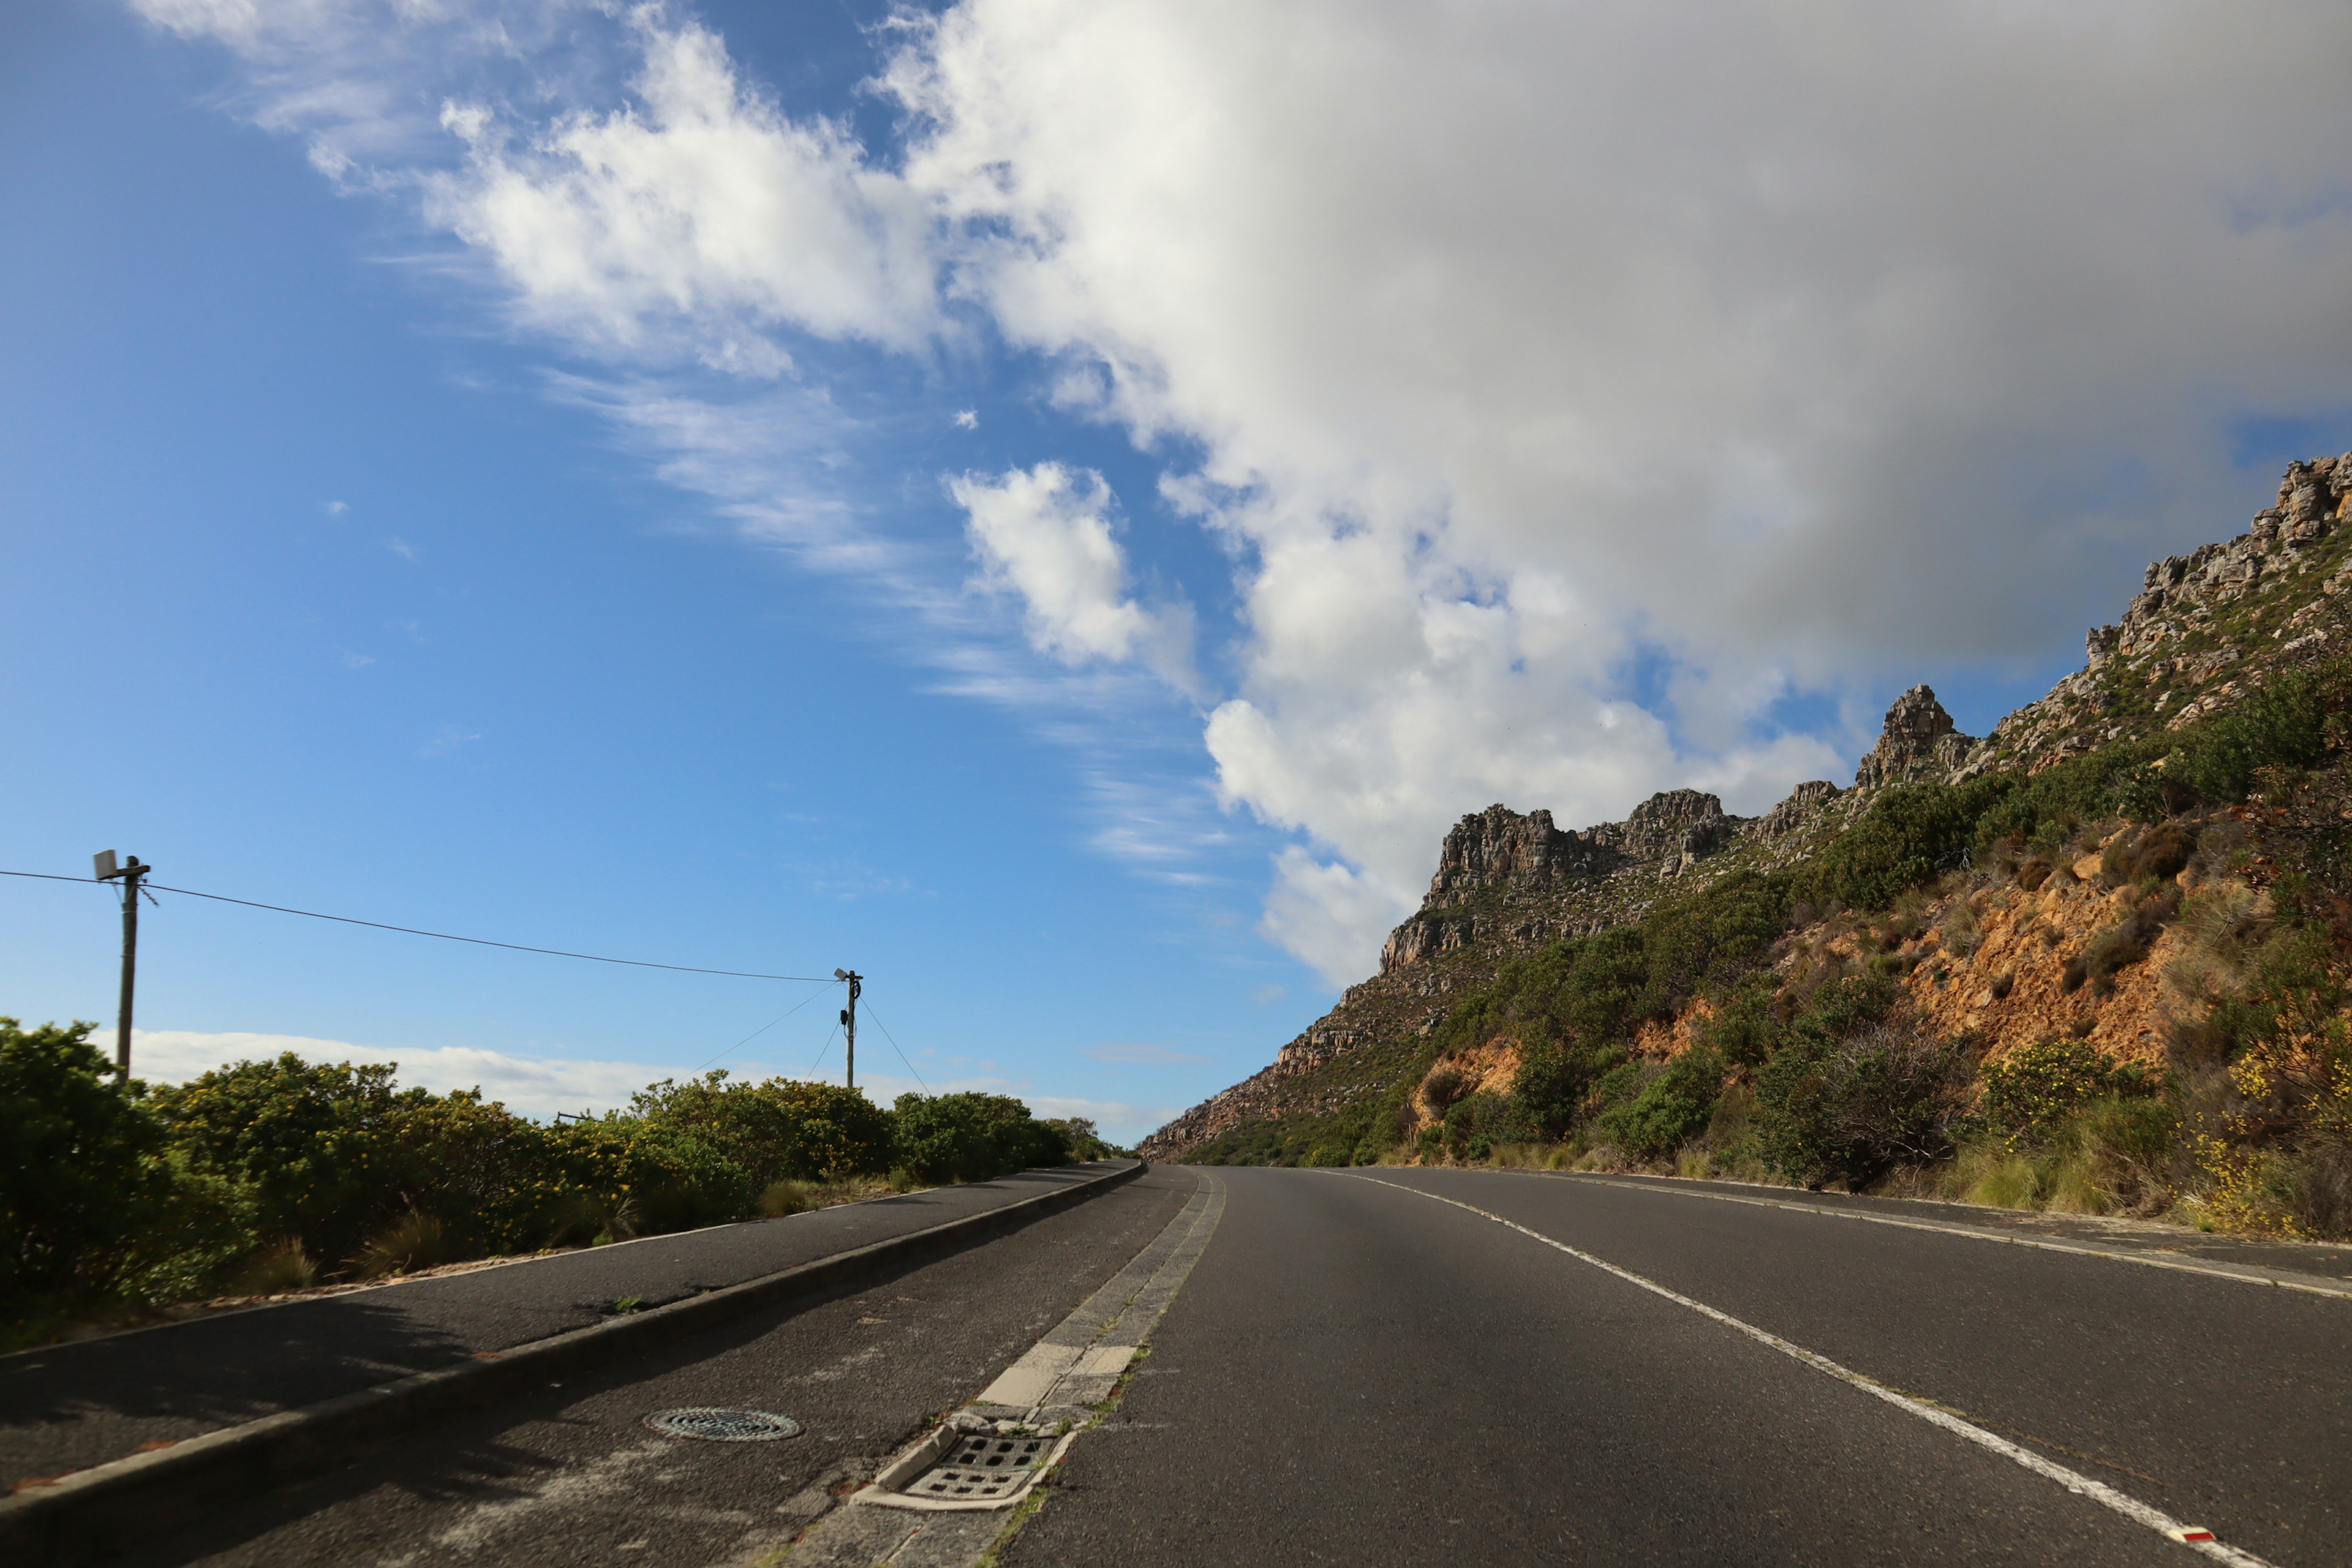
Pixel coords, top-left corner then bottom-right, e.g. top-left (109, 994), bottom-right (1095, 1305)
top-left (93, 850), bottom-right (149, 1084)
top-left (834, 968), bottom-right (862, 1091)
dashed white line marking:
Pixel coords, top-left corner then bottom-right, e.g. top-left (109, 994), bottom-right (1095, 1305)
top-left (1339, 1172), bottom-right (2275, 1568)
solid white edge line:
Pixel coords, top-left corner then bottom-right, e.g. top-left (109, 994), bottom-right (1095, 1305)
top-left (1556, 1174), bottom-right (2352, 1302)
top-left (1336, 1172), bottom-right (2274, 1568)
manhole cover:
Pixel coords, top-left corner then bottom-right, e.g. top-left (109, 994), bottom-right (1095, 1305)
top-left (903, 1433), bottom-right (1055, 1501)
top-left (644, 1408), bottom-right (804, 1442)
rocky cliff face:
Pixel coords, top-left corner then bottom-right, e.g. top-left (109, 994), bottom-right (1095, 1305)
top-left (1137, 458), bottom-right (2352, 1163)
top-left (1853, 686), bottom-right (1973, 790)
top-left (1957, 457), bottom-right (2351, 779)
top-left (1148, 777), bottom-right (1850, 1160)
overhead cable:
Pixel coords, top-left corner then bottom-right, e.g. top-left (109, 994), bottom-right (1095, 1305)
top-left (0, 867), bottom-right (835, 983)
top-left (856, 997), bottom-right (929, 1093)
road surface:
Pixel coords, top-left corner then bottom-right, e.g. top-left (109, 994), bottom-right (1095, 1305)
top-left (106, 1166), bottom-right (2352, 1567)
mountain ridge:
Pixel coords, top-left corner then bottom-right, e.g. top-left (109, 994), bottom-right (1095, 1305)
top-left (1142, 456), bottom-right (2352, 1166)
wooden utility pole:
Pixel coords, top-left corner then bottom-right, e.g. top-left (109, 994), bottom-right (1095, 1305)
top-left (94, 850), bottom-right (149, 1084)
top-left (834, 968), bottom-right (862, 1090)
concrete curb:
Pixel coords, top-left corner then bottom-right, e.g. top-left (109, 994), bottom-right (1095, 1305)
top-left (0, 1159), bottom-right (1147, 1567)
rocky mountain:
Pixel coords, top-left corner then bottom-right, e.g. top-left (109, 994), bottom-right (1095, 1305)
top-left (1140, 458), bottom-right (2351, 1164)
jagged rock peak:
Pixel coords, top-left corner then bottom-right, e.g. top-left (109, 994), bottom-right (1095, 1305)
top-left (1424, 804), bottom-right (1599, 902)
top-left (1591, 788), bottom-right (1733, 862)
top-left (1854, 685), bottom-right (1976, 790)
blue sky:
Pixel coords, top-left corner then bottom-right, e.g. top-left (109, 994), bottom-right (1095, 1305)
top-left (5, 1), bottom-right (2348, 1140)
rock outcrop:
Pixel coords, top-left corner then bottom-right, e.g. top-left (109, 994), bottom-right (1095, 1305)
top-left (1964, 456), bottom-right (2352, 777)
top-left (1756, 779), bottom-right (1839, 837)
top-left (1422, 805), bottom-right (1609, 902)
top-left (1853, 685), bottom-right (1975, 790)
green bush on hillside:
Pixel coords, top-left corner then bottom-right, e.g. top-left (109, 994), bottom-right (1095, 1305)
top-left (1978, 1038), bottom-right (2156, 1149)
top-left (1, 1021), bottom-right (252, 1335)
top-left (1597, 1047), bottom-right (1725, 1161)
top-left (1752, 977), bottom-right (1970, 1188)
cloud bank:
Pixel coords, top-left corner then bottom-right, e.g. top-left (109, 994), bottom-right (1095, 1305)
top-left (130, 1030), bottom-right (1170, 1139)
top-left (135, 0), bottom-right (2352, 982)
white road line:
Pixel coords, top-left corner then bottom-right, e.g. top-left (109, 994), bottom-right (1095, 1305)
top-left (1555, 1172), bottom-right (2352, 1301)
top-left (1338, 1172), bottom-right (2274, 1568)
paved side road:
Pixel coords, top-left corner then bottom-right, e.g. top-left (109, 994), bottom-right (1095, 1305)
top-left (1, 1163), bottom-right (1133, 1485)
top-left (118, 1169), bottom-right (1204, 1568)
top-left (1009, 1167), bottom-right (2350, 1568)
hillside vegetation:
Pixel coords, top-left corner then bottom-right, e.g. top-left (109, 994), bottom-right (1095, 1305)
top-left (1156, 459), bottom-right (2352, 1242)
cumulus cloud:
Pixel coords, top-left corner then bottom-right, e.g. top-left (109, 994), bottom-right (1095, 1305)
top-left (885, 0), bottom-right (2352, 970)
top-left (140, 0), bottom-right (2352, 981)
top-left (429, 14), bottom-right (938, 364)
top-left (953, 462), bottom-right (1194, 687)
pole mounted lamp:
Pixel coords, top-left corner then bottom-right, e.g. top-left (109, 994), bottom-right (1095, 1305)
top-left (93, 850), bottom-right (150, 1084)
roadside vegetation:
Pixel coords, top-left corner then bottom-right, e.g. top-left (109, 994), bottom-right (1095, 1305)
top-left (1186, 662), bottom-right (2352, 1243)
top-left (0, 1037), bottom-right (1112, 1351)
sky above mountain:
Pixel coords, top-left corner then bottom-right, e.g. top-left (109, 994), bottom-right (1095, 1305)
top-left (6, 0), bottom-right (2351, 1139)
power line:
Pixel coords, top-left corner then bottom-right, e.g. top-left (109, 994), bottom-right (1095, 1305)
top-left (0, 867), bottom-right (837, 983)
top-left (807, 1022), bottom-right (840, 1079)
top-left (699, 987), bottom-right (830, 1070)
top-left (856, 996), bottom-right (929, 1093)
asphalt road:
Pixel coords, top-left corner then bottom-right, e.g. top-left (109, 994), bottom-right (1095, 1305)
top-left (1, 1163), bottom-right (1129, 1485)
top-left (81, 1165), bottom-right (2352, 1567)
top-left (1010, 1168), bottom-right (2349, 1568)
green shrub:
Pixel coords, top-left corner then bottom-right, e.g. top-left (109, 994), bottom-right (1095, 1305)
top-left (1807, 782), bottom-right (1997, 911)
top-left (1979, 1038), bottom-right (2152, 1148)
top-left (1597, 1048), bottom-right (1725, 1161)
top-left (1, 1020), bottom-right (255, 1333)
top-left (154, 1055), bottom-right (436, 1263)
top-left (1755, 1017), bottom-right (1970, 1188)
top-left (1443, 1092), bottom-right (1512, 1159)
top-left (892, 1092), bottom-right (1071, 1183)
top-left (2166, 671), bottom-right (2335, 805)
top-left (631, 1073), bottom-right (893, 1183)
top-left (1046, 1117), bottom-right (1117, 1161)
top-left (1507, 1042), bottom-right (1593, 1138)
top-left (1700, 972), bottom-right (1784, 1067)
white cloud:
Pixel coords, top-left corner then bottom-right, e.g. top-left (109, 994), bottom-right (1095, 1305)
top-left (884, 0), bottom-right (2352, 972)
top-left (952, 462), bottom-right (1196, 690)
top-left (129, 1030), bottom-right (1168, 1138)
top-left (1258, 846), bottom-right (1418, 990)
top-left (141, 0), bottom-right (2352, 984)
top-left (428, 12), bottom-right (937, 365)
top-left (129, 1030), bottom-right (680, 1117)
top-left (953, 409), bottom-right (978, 429)
top-left (324, 499), bottom-right (348, 515)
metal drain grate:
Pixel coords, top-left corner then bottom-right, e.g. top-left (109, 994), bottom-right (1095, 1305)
top-left (643, 1408), bottom-right (804, 1442)
top-left (903, 1434), bottom-right (1055, 1501)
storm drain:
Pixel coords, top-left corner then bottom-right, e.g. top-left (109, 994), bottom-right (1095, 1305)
top-left (903, 1433), bottom-right (1055, 1501)
top-left (643, 1408), bottom-right (804, 1442)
